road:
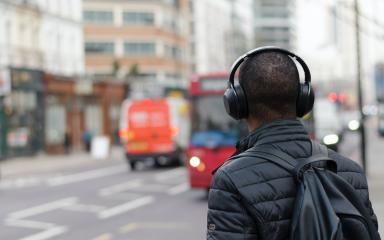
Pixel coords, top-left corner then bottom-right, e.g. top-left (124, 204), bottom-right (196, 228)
top-left (1, 119), bottom-right (383, 240)
top-left (0, 161), bottom-right (208, 240)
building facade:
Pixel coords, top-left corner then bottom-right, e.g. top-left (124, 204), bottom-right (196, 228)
top-left (0, 0), bottom-right (84, 76)
top-left (189, 0), bottom-right (253, 74)
top-left (83, 0), bottom-right (190, 88)
top-left (253, 0), bottom-right (296, 50)
top-left (0, 0), bottom-right (85, 157)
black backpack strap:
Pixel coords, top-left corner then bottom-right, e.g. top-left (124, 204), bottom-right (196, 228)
top-left (293, 141), bottom-right (337, 180)
top-left (246, 146), bottom-right (296, 174)
top-left (247, 141), bottom-right (337, 180)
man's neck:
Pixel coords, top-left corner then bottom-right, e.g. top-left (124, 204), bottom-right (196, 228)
top-left (246, 116), bottom-right (297, 133)
top-left (246, 118), bottom-right (261, 132)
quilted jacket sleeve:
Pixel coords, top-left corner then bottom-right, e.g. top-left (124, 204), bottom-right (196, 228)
top-left (361, 176), bottom-right (381, 239)
top-left (207, 169), bottom-right (259, 240)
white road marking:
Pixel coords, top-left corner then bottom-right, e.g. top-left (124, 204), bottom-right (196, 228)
top-left (19, 226), bottom-right (67, 240)
top-left (98, 196), bottom-right (154, 219)
top-left (99, 179), bottom-right (142, 197)
top-left (0, 177), bottom-right (42, 189)
top-left (5, 219), bottom-right (67, 240)
top-left (5, 219), bottom-right (56, 229)
top-left (129, 183), bottom-right (170, 192)
top-left (63, 204), bottom-right (106, 213)
top-left (92, 233), bottom-right (114, 240)
top-left (8, 197), bottom-right (77, 220)
top-left (120, 222), bottom-right (190, 233)
top-left (167, 183), bottom-right (190, 195)
top-left (47, 166), bottom-right (126, 186)
top-left (102, 192), bottom-right (144, 201)
top-left (154, 167), bottom-right (185, 181)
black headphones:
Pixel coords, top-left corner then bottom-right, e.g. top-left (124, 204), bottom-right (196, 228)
top-left (223, 46), bottom-right (314, 120)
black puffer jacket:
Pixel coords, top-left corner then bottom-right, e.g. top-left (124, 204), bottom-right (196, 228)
top-left (207, 120), bottom-right (379, 240)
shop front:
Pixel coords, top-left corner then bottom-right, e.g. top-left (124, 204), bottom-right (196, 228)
top-left (43, 74), bottom-right (126, 153)
top-left (2, 68), bottom-right (44, 157)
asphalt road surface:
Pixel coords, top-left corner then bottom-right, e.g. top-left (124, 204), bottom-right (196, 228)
top-left (0, 161), bottom-right (208, 240)
top-left (0, 124), bottom-right (373, 240)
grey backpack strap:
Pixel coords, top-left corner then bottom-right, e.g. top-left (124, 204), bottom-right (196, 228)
top-left (311, 140), bottom-right (329, 156)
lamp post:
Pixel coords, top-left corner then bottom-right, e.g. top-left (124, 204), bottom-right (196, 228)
top-left (354, 0), bottom-right (367, 173)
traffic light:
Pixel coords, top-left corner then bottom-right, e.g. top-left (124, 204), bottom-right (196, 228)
top-left (327, 92), bottom-right (338, 102)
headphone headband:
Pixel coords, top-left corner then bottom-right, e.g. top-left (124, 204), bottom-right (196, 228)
top-left (228, 46), bottom-right (311, 86)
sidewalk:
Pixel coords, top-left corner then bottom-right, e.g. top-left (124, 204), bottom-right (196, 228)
top-left (366, 131), bottom-right (384, 237)
top-left (0, 146), bottom-right (125, 178)
top-left (348, 117), bottom-right (384, 236)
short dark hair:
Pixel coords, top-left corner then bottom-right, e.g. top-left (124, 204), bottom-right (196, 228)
top-left (239, 52), bottom-right (299, 121)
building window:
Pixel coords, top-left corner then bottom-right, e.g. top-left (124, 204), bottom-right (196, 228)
top-left (123, 12), bottom-right (155, 25)
top-left (85, 42), bottom-right (114, 54)
top-left (165, 44), bottom-right (182, 59)
top-left (260, 26), bottom-right (290, 33)
top-left (165, 73), bottom-right (181, 80)
top-left (83, 10), bottom-right (113, 24)
top-left (46, 104), bottom-right (66, 145)
top-left (85, 105), bottom-right (102, 136)
top-left (261, 10), bottom-right (289, 18)
top-left (124, 42), bottom-right (156, 56)
top-left (260, 0), bottom-right (287, 7)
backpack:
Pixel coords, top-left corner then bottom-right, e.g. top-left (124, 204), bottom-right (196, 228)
top-left (244, 141), bottom-right (380, 240)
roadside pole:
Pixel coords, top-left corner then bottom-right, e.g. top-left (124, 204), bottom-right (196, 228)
top-left (354, 0), bottom-right (367, 173)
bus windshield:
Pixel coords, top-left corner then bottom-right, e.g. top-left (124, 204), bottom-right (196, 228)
top-left (190, 95), bottom-right (247, 148)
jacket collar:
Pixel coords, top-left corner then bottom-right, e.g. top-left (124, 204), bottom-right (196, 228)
top-left (235, 119), bottom-right (310, 153)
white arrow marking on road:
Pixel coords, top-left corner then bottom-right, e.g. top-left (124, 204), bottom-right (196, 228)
top-left (6, 220), bottom-right (67, 240)
top-left (98, 196), bottom-right (154, 219)
top-left (47, 166), bottom-right (126, 186)
top-left (6, 219), bottom-right (68, 240)
top-left (167, 183), bottom-right (190, 195)
top-left (8, 197), bottom-right (77, 220)
top-left (19, 226), bottom-right (67, 240)
top-left (5, 198), bottom-right (77, 240)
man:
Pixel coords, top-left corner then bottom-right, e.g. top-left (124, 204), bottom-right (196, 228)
top-left (207, 48), bottom-right (379, 239)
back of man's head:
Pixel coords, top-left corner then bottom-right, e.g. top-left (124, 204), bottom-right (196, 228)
top-left (239, 52), bottom-right (299, 121)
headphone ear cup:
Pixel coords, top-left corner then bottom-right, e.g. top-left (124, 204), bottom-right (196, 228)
top-left (223, 84), bottom-right (249, 120)
top-left (296, 83), bottom-right (314, 118)
top-left (223, 87), bottom-right (240, 119)
top-left (233, 84), bottom-right (248, 119)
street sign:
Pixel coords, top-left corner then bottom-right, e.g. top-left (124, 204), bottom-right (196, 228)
top-left (0, 68), bottom-right (11, 96)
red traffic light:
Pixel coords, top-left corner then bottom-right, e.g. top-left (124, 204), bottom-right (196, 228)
top-left (327, 92), bottom-right (338, 102)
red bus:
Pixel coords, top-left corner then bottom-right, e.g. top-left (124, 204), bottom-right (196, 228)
top-left (187, 72), bottom-right (247, 190)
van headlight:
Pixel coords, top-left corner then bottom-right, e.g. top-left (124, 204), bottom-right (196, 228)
top-left (323, 134), bottom-right (339, 145)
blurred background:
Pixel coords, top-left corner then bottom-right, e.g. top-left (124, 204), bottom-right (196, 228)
top-left (0, 0), bottom-right (384, 239)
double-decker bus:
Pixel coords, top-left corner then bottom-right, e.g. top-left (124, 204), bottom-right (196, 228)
top-left (187, 72), bottom-right (247, 190)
